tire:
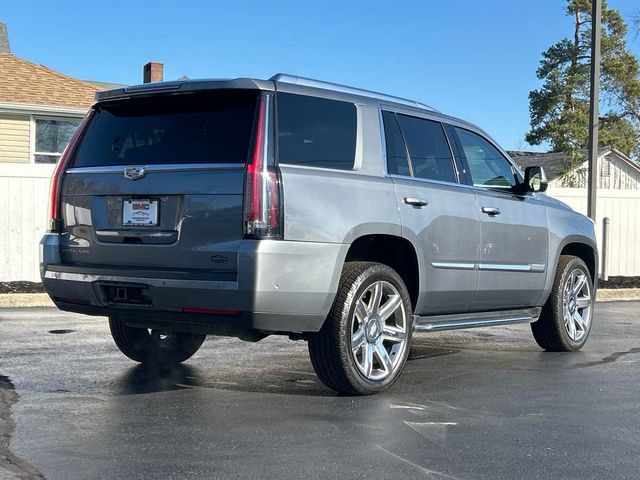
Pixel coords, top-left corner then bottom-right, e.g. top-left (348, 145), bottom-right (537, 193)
top-left (308, 262), bottom-right (413, 395)
top-left (531, 255), bottom-right (595, 352)
top-left (109, 316), bottom-right (206, 364)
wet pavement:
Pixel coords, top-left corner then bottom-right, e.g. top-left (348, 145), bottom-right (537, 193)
top-left (1, 302), bottom-right (639, 479)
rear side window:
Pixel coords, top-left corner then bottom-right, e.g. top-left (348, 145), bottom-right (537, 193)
top-left (382, 111), bottom-right (410, 176)
top-left (396, 114), bottom-right (457, 183)
top-left (277, 93), bottom-right (356, 170)
top-left (72, 90), bottom-right (258, 167)
top-left (454, 127), bottom-right (517, 189)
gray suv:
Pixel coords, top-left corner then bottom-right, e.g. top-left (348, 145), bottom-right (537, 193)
top-left (41, 74), bottom-right (598, 395)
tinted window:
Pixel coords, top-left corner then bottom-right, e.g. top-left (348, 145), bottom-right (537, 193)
top-left (72, 91), bottom-right (258, 167)
top-left (455, 128), bottom-right (517, 189)
top-left (382, 111), bottom-right (410, 176)
top-left (396, 114), bottom-right (456, 183)
top-left (277, 93), bottom-right (356, 170)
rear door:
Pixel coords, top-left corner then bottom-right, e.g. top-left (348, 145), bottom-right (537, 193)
top-left (59, 90), bottom-right (260, 276)
top-left (382, 111), bottom-right (480, 315)
top-left (450, 127), bottom-right (548, 309)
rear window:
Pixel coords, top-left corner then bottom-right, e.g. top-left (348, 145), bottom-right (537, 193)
top-left (72, 90), bottom-right (258, 167)
top-left (277, 93), bottom-right (356, 170)
top-left (395, 114), bottom-right (457, 183)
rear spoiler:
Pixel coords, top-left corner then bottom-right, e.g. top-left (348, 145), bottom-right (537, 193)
top-left (95, 78), bottom-right (275, 102)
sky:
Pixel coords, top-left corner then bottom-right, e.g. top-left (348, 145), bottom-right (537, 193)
top-left (2, 0), bottom-right (640, 151)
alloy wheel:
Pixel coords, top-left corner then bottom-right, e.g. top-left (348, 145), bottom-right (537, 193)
top-left (350, 280), bottom-right (408, 381)
top-left (562, 268), bottom-right (592, 342)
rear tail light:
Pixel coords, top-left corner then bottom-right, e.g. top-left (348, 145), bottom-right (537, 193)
top-left (47, 110), bottom-right (94, 232)
top-left (244, 94), bottom-right (282, 238)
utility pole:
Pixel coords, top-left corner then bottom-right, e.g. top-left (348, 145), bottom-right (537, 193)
top-left (587, 0), bottom-right (602, 220)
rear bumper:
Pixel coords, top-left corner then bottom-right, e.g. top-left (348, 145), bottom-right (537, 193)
top-left (40, 234), bottom-right (348, 334)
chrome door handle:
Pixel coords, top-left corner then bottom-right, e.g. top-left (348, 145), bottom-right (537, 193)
top-left (481, 207), bottom-right (501, 216)
top-left (404, 197), bottom-right (428, 208)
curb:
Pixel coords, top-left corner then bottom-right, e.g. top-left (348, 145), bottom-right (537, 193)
top-left (0, 289), bottom-right (639, 308)
top-left (595, 288), bottom-right (640, 302)
top-left (0, 293), bottom-right (53, 308)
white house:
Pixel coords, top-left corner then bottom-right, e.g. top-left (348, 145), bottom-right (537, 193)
top-left (509, 147), bottom-right (640, 190)
top-left (0, 57), bottom-right (97, 169)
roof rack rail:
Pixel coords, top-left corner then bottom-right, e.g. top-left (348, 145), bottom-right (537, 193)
top-left (269, 73), bottom-right (438, 112)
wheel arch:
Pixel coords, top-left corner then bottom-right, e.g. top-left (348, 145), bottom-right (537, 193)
top-left (559, 241), bottom-right (598, 285)
top-left (539, 235), bottom-right (599, 306)
top-left (343, 234), bottom-right (421, 310)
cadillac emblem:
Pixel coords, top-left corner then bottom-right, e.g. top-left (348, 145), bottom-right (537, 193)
top-left (124, 166), bottom-right (146, 181)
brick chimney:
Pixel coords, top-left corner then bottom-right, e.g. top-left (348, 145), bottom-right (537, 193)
top-left (143, 62), bottom-right (163, 83)
top-left (0, 22), bottom-right (10, 54)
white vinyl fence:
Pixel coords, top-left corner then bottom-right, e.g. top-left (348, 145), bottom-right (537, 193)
top-left (1, 169), bottom-right (639, 281)
top-left (0, 164), bottom-right (55, 282)
top-left (547, 187), bottom-right (640, 277)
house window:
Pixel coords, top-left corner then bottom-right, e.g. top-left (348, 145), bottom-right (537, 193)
top-left (34, 117), bottom-right (82, 164)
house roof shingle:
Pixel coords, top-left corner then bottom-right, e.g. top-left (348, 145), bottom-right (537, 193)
top-left (508, 148), bottom-right (611, 181)
top-left (0, 52), bottom-right (99, 108)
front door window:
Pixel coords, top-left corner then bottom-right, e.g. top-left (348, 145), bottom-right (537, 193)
top-left (454, 127), bottom-right (518, 190)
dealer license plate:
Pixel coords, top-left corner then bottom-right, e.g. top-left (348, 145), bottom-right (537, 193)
top-left (123, 199), bottom-right (158, 226)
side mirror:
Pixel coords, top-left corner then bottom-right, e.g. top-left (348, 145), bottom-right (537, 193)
top-left (523, 166), bottom-right (548, 193)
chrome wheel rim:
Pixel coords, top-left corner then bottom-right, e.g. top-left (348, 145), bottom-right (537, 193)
top-left (351, 280), bottom-right (408, 381)
top-left (562, 269), bottom-right (592, 342)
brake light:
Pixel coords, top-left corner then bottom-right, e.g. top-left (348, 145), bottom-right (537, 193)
top-left (47, 110), bottom-right (94, 232)
top-left (244, 94), bottom-right (281, 238)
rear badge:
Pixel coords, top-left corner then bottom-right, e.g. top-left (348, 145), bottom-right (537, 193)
top-left (124, 166), bottom-right (146, 180)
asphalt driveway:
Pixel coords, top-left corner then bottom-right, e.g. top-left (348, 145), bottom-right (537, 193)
top-left (1, 302), bottom-right (639, 479)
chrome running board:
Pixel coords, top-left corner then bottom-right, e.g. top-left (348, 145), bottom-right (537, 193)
top-left (413, 307), bottom-right (541, 332)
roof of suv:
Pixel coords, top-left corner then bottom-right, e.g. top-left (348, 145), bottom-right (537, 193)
top-left (93, 73), bottom-right (486, 139)
top-left (95, 73), bottom-right (435, 110)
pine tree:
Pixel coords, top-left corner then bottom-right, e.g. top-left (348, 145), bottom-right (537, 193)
top-left (526, 0), bottom-right (640, 185)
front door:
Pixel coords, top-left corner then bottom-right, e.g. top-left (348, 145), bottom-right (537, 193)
top-left (451, 127), bottom-right (548, 310)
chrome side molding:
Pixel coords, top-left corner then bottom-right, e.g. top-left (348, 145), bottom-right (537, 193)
top-left (431, 262), bottom-right (545, 273)
top-left (478, 263), bottom-right (545, 273)
top-left (431, 262), bottom-right (476, 270)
